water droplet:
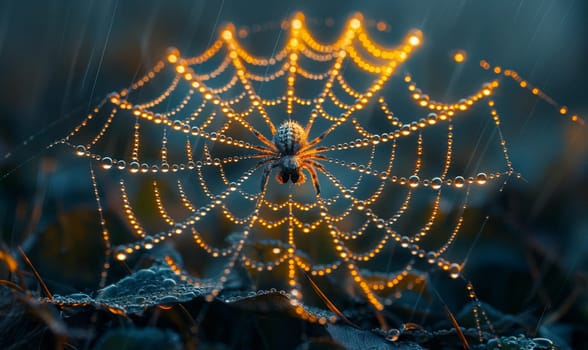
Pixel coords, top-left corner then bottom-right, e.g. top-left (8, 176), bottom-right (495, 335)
top-left (70, 292), bottom-right (91, 301)
top-left (158, 295), bottom-right (180, 305)
top-left (385, 328), bottom-right (400, 342)
top-left (75, 145), bottom-right (86, 156)
top-left (408, 175), bottom-right (419, 188)
top-left (449, 263), bottom-right (461, 279)
top-left (116, 252), bottom-right (127, 261)
top-left (101, 157), bottom-right (113, 169)
top-left (174, 223), bottom-right (183, 235)
top-left (129, 161), bottom-right (140, 173)
top-left (143, 235), bottom-right (154, 250)
top-left (116, 160), bottom-right (126, 170)
top-left (162, 278), bottom-right (177, 287)
top-left (431, 177), bottom-right (442, 190)
top-left (532, 338), bottom-right (553, 348)
top-left (476, 172), bottom-right (487, 185)
top-left (426, 251), bottom-right (436, 264)
top-left (453, 176), bottom-right (465, 188)
top-left (356, 201), bottom-right (365, 211)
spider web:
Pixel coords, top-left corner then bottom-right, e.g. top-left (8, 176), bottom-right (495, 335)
top-left (57, 12), bottom-right (580, 321)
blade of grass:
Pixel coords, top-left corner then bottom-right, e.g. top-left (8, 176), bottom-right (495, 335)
top-left (303, 270), bottom-right (360, 329)
top-left (18, 246), bottom-right (53, 299)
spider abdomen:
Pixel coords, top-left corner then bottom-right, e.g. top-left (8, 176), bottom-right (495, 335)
top-left (273, 121), bottom-right (307, 155)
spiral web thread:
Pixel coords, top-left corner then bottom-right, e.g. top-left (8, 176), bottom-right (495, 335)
top-left (58, 12), bottom-right (582, 327)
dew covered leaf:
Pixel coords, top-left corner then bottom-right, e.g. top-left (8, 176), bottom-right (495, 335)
top-left (50, 265), bottom-right (214, 314)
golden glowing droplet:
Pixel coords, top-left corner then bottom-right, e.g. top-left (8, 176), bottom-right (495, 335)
top-left (408, 175), bottom-right (420, 188)
top-left (116, 252), bottom-right (127, 261)
top-left (129, 161), bottom-right (140, 173)
top-left (453, 176), bottom-right (465, 188)
top-left (291, 18), bottom-right (302, 30)
top-left (349, 18), bottom-right (361, 30)
top-left (408, 34), bottom-right (421, 46)
top-left (101, 157), bottom-right (113, 170)
top-left (453, 50), bottom-right (466, 63)
top-left (476, 173), bottom-right (487, 185)
top-left (222, 29), bottom-right (233, 40)
top-left (431, 177), bottom-right (442, 190)
top-left (559, 106), bottom-right (568, 115)
top-left (449, 263), bottom-right (461, 279)
top-left (166, 47), bottom-right (179, 63)
top-left (75, 145), bottom-right (86, 156)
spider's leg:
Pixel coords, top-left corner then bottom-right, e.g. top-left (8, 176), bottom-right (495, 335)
top-left (249, 152), bottom-right (280, 159)
top-left (261, 165), bottom-right (271, 190)
top-left (252, 129), bottom-right (278, 151)
top-left (260, 159), bottom-right (279, 191)
top-left (300, 129), bottom-right (330, 152)
top-left (256, 157), bottom-right (279, 167)
top-left (299, 146), bottom-right (330, 157)
top-left (306, 159), bottom-right (328, 175)
top-left (299, 153), bottom-right (328, 161)
top-left (302, 163), bottom-right (321, 195)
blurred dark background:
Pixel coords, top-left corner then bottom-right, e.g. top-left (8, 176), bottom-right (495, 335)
top-left (0, 0), bottom-right (586, 347)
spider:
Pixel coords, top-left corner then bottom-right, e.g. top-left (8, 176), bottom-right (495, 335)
top-left (254, 120), bottom-right (328, 195)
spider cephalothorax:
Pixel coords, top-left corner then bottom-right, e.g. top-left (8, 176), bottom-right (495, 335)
top-left (258, 120), bottom-right (327, 195)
